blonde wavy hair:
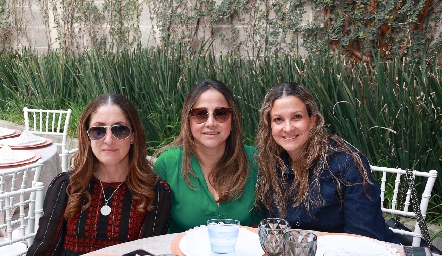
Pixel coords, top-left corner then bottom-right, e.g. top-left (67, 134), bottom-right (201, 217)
top-left (65, 93), bottom-right (157, 219)
top-left (154, 79), bottom-right (250, 203)
top-left (255, 82), bottom-right (372, 217)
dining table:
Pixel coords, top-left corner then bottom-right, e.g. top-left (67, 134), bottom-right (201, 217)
top-left (82, 227), bottom-right (433, 256)
top-left (0, 128), bottom-right (61, 195)
top-left (84, 233), bottom-right (181, 256)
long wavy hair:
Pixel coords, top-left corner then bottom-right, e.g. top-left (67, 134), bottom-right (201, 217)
top-left (255, 82), bottom-right (372, 217)
top-left (155, 79), bottom-right (250, 203)
top-left (65, 93), bottom-right (157, 219)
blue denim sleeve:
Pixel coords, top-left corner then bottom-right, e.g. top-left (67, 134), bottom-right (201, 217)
top-left (341, 153), bottom-right (398, 243)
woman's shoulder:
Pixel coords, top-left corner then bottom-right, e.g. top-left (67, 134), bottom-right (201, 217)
top-left (154, 178), bottom-right (171, 192)
top-left (44, 171), bottom-right (71, 198)
top-left (154, 147), bottom-right (184, 170)
top-left (48, 171), bottom-right (71, 188)
top-left (325, 137), bottom-right (370, 176)
top-left (156, 147), bottom-right (183, 159)
top-left (327, 137), bottom-right (367, 160)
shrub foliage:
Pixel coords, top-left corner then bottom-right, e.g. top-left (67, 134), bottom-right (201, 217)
top-left (0, 50), bottom-right (440, 217)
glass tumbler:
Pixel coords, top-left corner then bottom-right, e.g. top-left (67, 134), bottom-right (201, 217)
top-left (258, 218), bottom-right (290, 256)
top-left (283, 229), bottom-right (317, 256)
top-left (207, 219), bottom-right (240, 255)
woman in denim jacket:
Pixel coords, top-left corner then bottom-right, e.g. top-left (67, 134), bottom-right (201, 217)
top-left (255, 82), bottom-right (398, 243)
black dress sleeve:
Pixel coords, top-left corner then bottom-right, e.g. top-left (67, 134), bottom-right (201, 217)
top-left (27, 172), bottom-right (71, 256)
top-left (142, 179), bottom-right (172, 237)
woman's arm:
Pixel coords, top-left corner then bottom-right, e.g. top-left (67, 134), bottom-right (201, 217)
top-left (341, 154), bottom-right (398, 243)
top-left (27, 172), bottom-right (70, 256)
top-left (142, 179), bottom-right (172, 237)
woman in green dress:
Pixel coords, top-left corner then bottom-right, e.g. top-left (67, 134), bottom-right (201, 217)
top-left (154, 79), bottom-right (258, 233)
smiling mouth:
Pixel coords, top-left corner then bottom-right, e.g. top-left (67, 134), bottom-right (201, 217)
top-left (283, 135), bottom-right (298, 140)
top-left (203, 132), bottom-right (220, 135)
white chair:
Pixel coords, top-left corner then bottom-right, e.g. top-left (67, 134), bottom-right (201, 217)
top-left (23, 107), bottom-right (72, 171)
top-left (0, 160), bottom-right (44, 196)
top-left (61, 147), bottom-right (78, 172)
top-left (370, 165), bottom-right (438, 247)
top-left (0, 160), bottom-right (44, 241)
top-left (0, 182), bottom-right (44, 256)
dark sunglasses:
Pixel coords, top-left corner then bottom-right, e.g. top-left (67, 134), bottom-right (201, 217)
top-left (189, 107), bottom-right (232, 124)
top-left (87, 125), bottom-right (132, 140)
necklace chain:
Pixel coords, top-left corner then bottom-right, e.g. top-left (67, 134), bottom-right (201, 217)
top-left (99, 179), bottom-right (123, 216)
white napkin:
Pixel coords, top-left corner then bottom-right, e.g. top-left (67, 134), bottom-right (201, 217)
top-left (0, 127), bottom-right (13, 136)
top-left (17, 130), bottom-right (44, 145)
top-left (0, 145), bottom-right (15, 161)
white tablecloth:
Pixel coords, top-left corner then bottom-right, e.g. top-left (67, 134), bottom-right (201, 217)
top-left (81, 231), bottom-right (439, 256)
top-left (83, 233), bottom-right (180, 255)
top-left (28, 143), bottom-right (60, 194)
top-left (1, 143), bottom-right (60, 195)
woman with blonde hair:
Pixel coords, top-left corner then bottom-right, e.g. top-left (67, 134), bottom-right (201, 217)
top-left (28, 93), bottom-right (171, 255)
top-left (154, 79), bottom-right (257, 233)
top-left (255, 82), bottom-right (397, 243)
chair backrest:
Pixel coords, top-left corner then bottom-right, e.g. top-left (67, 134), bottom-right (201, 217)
top-left (370, 165), bottom-right (438, 247)
top-left (0, 160), bottom-right (44, 196)
top-left (61, 147), bottom-right (78, 172)
top-left (23, 107), bottom-right (72, 172)
top-left (0, 160), bottom-right (44, 249)
top-left (0, 182), bottom-right (44, 255)
top-left (23, 107), bottom-right (72, 152)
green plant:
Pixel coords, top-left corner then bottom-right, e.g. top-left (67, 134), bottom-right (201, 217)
top-left (0, 48), bottom-right (441, 245)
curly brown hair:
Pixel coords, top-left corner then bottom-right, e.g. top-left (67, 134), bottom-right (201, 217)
top-left (155, 79), bottom-right (250, 203)
top-left (65, 93), bottom-right (157, 219)
top-left (255, 82), bottom-right (372, 217)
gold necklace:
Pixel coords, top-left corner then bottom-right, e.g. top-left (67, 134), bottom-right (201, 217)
top-left (99, 179), bottom-right (124, 216)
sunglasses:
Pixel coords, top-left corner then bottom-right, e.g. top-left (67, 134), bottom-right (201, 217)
top-left (87, 125), bottom-right (132, 140)
top-left (189, 107), bottom-right (232, 124)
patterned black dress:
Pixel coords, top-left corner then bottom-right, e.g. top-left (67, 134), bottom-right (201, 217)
top-left (27, 172), bottom-right (172, 256)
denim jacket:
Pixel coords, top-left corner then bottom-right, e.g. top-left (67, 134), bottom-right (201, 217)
top-left (263, 141), bottom-right (398, 244)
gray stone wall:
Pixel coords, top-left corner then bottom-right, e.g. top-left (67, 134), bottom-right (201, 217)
top-left (4, 1), bottom-right (441, 58)
top-left (7, 1), bottom-right (313, 54)
top-left (9, 1), bottom-right (161, 52)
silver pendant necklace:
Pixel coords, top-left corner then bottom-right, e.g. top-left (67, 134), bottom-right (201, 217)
top-left (99, 179), bottom-right (124, 216)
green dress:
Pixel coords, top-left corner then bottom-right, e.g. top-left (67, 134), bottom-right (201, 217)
top-left (154, 145), bottom-right (258, 233)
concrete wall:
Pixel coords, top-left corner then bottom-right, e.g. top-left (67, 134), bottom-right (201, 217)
top-left (6, 1), bottom-right (313, 54)
top-left (8, 0), bottom-right (163, 52)
top-left (4, 2), bottom-right (440, 57)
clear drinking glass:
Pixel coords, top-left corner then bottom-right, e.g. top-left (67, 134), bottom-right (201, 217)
top-left (207, 219), bottom-right (240, 255)
top-left (258, 218), bottom-right (290, 256)
top-left (283, 229), bottom-right (317, 256)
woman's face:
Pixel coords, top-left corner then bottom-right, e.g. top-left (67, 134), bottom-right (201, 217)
top-left (88, 104), bottom-right (133, 169)
top-left (270, 95), bottom-right (317, 160)
top-left (190, 89), bottom-right (232, 154)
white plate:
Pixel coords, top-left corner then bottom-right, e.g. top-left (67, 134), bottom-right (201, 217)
top-left (0, 127), bottom-right (15, 137)
top-left (179, 226), bottom-right (264, 256)
top-left (0, 150), bottom-right (35, 164)
top-left (0, 137), bottom-right (46, 146)
top-left (316, 234), bottom-right (400, 256)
